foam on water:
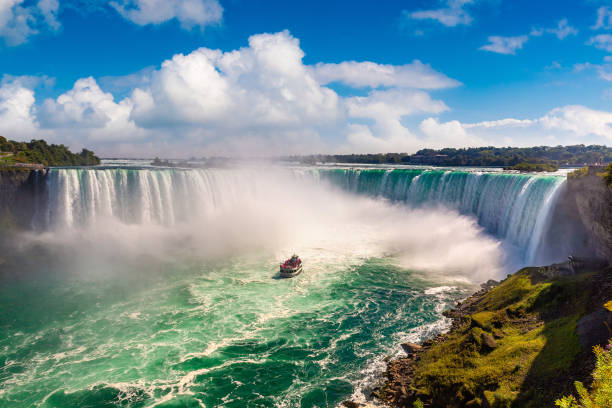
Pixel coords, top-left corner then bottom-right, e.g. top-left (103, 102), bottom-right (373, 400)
top-left (0, 164), bottom-right (565, 407)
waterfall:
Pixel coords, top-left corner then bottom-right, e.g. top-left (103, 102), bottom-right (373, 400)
top-left (36, 166), bottom-right (565, 265)
top-left (37, 168), bottom-right (263, 229)
top-left (313, 168), bottom-right (565, 264)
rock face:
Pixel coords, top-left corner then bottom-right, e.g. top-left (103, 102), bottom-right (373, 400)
top-left (577, 308), bottom-right (612, 350)
top-left (541, 172), bottom-right (612, 265)
top-left (401, 343), bottom-right (422, 355)
top-left (566, 173), bottom-right (612, 263)
top-left (0, 169), bottom-right (47, 230)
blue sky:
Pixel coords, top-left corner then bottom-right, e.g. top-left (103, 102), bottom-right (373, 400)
top-left (1, 0), bottom-right (612, 157)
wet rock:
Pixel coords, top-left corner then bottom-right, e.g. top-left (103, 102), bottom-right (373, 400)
top-left (577, 307), bottom-right (612, 349)
top-left (480, 279), bottom-right (500, 291)
top-left (481, 332), bottom-right (498, 351)
top-left (341, 401), bottom-right (361, 408)
top-left (492, 329), bottom-right (504, 339)
top-left (401, 342), bottom-right (422, 355)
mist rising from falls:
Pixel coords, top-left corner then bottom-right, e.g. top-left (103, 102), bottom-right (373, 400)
top-left (1, 165), bottom-right (568, 406)
top-left (313, 168), bottom-right (565, 264)
top-left (24, 166), bottom-right (520, 281)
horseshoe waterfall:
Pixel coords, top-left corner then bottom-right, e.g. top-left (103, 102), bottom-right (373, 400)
top-left (0, 164), bottom-right (571, 408)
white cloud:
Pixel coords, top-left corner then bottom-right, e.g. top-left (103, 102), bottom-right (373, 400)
top-left (593, 6), bottom-right (612, 30)
top-left (540, 105), bottom-right (612, 140)
top-left (341, 89), bottom-right (449, 153)
top-left (589, 34), bottom-right (612, 52)
top-left (407, 0), bottom-right (474, 27)
top-left (346, 89), bottom-right (448, 119)
top-left (5, 30), bottom-right (612, 157)
top-left (0, 77), bottom-right (38, 136)
top-left (442, 105), bottom-right (612, 145)
top-left (0, 0), bottom-right (60, 45)
top-left (311, 60), bottom-right (461, 89)
top-left (419, 118), bottom-right (485, 148)
top-left (574, 59), bottom-right (612, 81)
top-left (110, 0), bottom-right (222, 29)
top-left (463, 118), bottom-right (534, 128)
top-left (479, 35), bottom-right (529, 55)
top-left (38, 78), bottom-right (134, 134)
top-left (130, 30), bottom-right (342, 131)
top-left (546, 18), bottom-right (578, 40)
top-left (485, 19), bottom-right (575, 56)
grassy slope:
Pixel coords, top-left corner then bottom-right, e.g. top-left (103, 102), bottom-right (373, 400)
top-left (398, 267), bottom-right (611, 407)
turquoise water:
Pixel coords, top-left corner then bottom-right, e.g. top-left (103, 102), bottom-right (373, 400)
top-left (0, 165), bottom-right (565, 407)
top-left (0, 255), bottom-right (465, 407)
top-left (315, 168), bottom-right (565, 264)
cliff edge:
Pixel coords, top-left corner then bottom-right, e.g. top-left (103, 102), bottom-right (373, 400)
top-left (565, 168), bottom-right (612, 263)
top-left (0, 168), bottom-right (47, 229)
top-left (374, 265), bottom-right (611, 408)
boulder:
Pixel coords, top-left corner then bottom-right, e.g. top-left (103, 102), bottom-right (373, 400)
top-left (577, 307), bottom-right (612, 349)
top-left (401, 342), bottom-right (423, 355)
top-left (481, 332), bottom-right (498, 351)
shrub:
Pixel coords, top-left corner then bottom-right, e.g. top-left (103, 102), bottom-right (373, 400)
top-left (555, 342), bottom-right (612, 408)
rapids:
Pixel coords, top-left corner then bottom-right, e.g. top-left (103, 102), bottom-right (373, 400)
top-left (0, 163), bottom-right (567, 407)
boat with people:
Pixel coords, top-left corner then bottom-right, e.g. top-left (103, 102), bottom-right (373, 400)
top-left (279, 254), bottom-right (303, 278)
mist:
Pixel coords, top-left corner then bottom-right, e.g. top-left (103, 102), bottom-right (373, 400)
top-left (10, 166), bottom-right (508, 283)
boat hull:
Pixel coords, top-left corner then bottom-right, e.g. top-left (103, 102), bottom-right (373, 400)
top-left (279, 264), bottom-right (303, 278)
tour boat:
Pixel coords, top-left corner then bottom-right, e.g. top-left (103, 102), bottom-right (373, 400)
top-left (279, 255), bottom-right (303, 278)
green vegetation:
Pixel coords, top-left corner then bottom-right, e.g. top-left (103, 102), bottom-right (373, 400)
top-left (568, 164), bottom-right (612, 188)
top-left (396, 267), bottom-right (611, 407)
top-left (504, 162), bottom-right (559, 172)
top-left (0, 136), bottom-right (100, 166)
top-left (555, 341), bottom-right (612, 408)
top-left (291, 145), bottom-right (612, 167)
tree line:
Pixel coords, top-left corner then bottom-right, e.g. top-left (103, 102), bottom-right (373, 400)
top-left (289, 145), bottom-right (612, 167)
top-left (0, 136), bottom-right (100, 166)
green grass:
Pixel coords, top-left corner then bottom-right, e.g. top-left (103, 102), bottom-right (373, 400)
top-left (407, 268), bottom-right (597, 407)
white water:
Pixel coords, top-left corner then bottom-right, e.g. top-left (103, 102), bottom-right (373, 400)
top-left (25, 165), bottom-right (518, 281)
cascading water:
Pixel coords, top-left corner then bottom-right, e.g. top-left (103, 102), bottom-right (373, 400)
top-left (38, 167), bottom-right (564, 265)
top-left (312, 168), bottom-right (565, 264)
top-left (0, 164), bottom-right (566, 407)
top-left (38, 167), bottom-right (262, 229)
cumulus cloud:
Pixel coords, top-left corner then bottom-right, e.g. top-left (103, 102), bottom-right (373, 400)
top-left (406, 0), bottom-right (474, 27)
top-left (424, 106), bottom-right (612, 147)
top-left (311, 60), bottom-right (460, 89)
top-left (4, 30), bottom-right (612, 157)
top-left (341, 89), bottom-right (449, 153)
top-left (540, 105), bottom-right (612, 140)
top-left (130, 30), bottom-right (342, 131)
top-left (419, 118), bottom-right (485, 148)
top-left (0, 76), bottom-right (38, 135)
top-left (37, 77), bottom-right (140, 139)
top-left (479, 35), bottom-right (528, 55)
top-left (0, 0), bottom-right (60, 45)
top-left (110, 0), bottom-right (222, 29)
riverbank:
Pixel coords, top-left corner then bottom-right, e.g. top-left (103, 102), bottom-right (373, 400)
top-left (368, 262), bottom-right (611, 407)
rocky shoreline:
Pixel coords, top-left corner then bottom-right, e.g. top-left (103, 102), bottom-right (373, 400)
top-left (375, 279), bottom-right (501, 407)
top-left (340, 263), bottom-right (612, 408)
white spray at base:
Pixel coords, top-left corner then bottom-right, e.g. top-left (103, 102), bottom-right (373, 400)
top-left (22, 166), bottom-right (523, 281)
